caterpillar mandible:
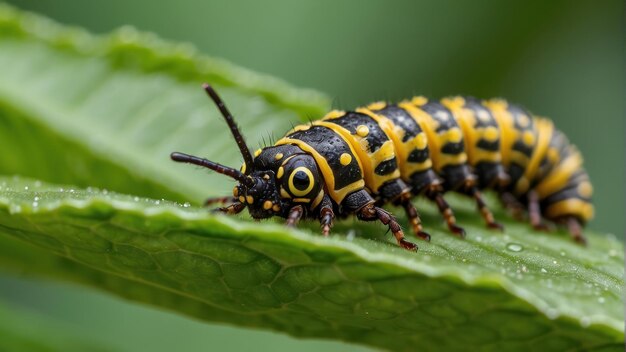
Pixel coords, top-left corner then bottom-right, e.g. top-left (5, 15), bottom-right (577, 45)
top-left (171, 84), bottom-right (593, 251)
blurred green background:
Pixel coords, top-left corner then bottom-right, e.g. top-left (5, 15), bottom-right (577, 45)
top-left (1, 0), bottom-right (623, 351)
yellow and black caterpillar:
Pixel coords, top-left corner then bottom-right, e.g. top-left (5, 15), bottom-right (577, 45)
top-left (171, 84), bottom-right (593, 251)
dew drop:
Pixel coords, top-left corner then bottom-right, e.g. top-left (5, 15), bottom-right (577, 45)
top-left (32, 201), bottom-right (38, 207)
top-left (133, 196), bottom-right (140, 202)
top-left (580, 317), bottom-right (591, 328)
top-left (183, 202), bottom-right (191, 208)
top-left (506, 243), bottom-right (523, 252)
top-left (155, 200), bottom-right (161, 205)
top-left (24, 186), bottom-right (29, 190)
top-left (541, 268), bottom-right (548, 273)
top-left (546, 308), bottom-right (558, 319)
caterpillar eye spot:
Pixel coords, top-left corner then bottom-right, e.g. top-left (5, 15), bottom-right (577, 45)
top-left (288, 166), bottom-right (314, 197)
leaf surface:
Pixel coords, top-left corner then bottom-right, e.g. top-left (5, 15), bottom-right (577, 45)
top-left (0, 177), bottom-right (622, 352)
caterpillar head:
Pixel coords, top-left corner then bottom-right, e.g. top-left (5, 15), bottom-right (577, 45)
top-left (230, 152), bottom-right (323, 219)
top-left (171, 84), bottom-right (324, 220)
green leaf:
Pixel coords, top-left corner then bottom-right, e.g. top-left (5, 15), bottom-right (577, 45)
top-left (0, 296), bottom-right (115, 352)
top-left (0, 3), bottom-right (329, 203)
top-left (0, 177), bottom-right (622, 351)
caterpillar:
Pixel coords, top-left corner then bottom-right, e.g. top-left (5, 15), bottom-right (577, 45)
top-left (171, 84), bottom-right (593, 251)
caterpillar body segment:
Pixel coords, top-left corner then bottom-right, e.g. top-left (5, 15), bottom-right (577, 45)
top-left (275, 124), bottom-right (364, 204)
top-left (373, 98), bottom-right (502, 230)
top-left (171, 85), bottom-right (594, 250)
top-left (441, 96), bottom-right (507, 189)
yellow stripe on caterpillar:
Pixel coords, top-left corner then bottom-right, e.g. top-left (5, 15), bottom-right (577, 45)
top-left (515, 118), bottom-right (554, 195)
top-left (544, 198), bottom-right (594, 221)
top-left (535, 152), bottom-right (584, 199)
top-left (275, 136), bottom-right (364, 204)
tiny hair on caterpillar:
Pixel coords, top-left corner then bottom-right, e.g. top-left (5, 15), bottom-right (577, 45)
top-left (170, 84), bottom-right (593, 251)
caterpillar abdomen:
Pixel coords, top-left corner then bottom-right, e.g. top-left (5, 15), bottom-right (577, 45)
top-left (275, 95), bottom-right (593, 243)
top-left (171, 85), bottom-right (593, 251)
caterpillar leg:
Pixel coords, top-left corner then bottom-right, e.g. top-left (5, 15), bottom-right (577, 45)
top-left (424, 185), bottom-right (466, 238)
top-left (318, 194), bottom-right (335, 237)
top-left (214, 202), bottom-right (246, 215)
top-left (468, 186), bottom-right (503, 231)
top-left (396, 192), bottom-right (431, 241)
top-left (563, 216), bottom-right (587, 246)
top-left (499, 192), bottom-right (525, 221)
top-left (527, 190), bottom-right (554, 231)
top-left (204, 196), bottom-right (236, 206)
top-left (357, 203), bottom-right (418, 251)
top-left (286, 205), bottom-right (304, 227)
top-left (379, 180), bottom-right (430, 241)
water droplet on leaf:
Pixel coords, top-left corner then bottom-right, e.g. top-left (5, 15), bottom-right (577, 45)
top-left (506, 243), bottom-right (523, 252)
top-left (546, 308), bottom-right (558, 319)
top-left (579, 317), bottom-right (590, 327)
